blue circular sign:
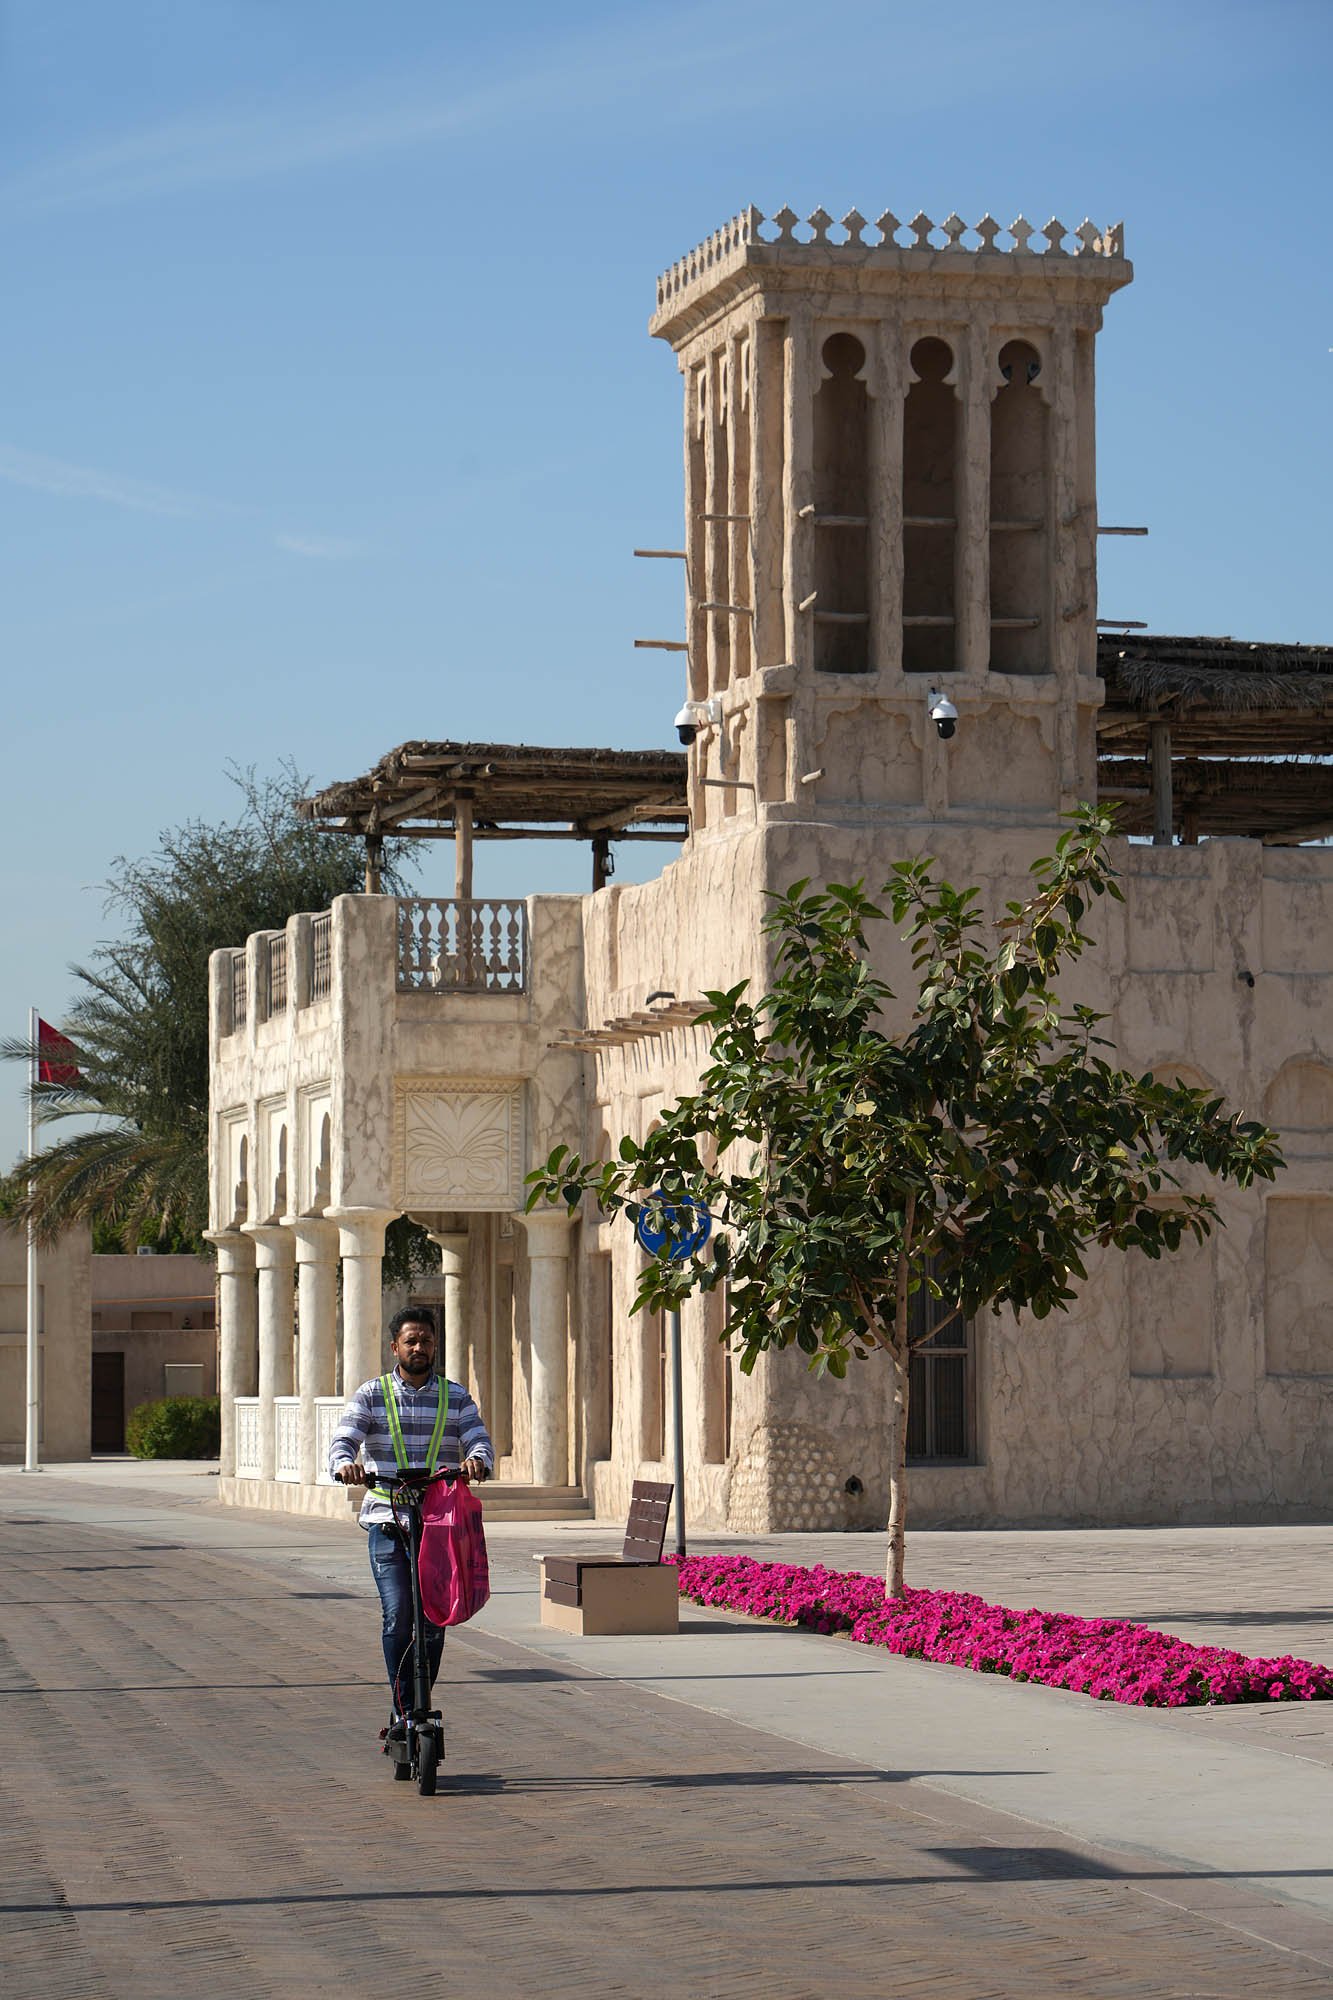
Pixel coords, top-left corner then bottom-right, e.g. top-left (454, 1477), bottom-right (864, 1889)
top-left (633, 1192), bottom-right (712, 1263)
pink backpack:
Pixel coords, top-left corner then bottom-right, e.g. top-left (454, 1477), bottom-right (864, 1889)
top-left (418, 1476), bottom-right (491, 1627)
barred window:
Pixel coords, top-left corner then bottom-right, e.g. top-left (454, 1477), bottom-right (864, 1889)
top-left (906, 1266), bottom-right (975, 1463)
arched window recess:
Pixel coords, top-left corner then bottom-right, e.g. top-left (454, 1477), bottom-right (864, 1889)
top-left (988, 335), bottom-right (1052, 675)
top-left (810, 330), bottom-right (872, 672)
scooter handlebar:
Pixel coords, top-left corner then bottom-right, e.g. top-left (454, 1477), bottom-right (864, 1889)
top-left (335, 1463), bottom-right (490, 1488)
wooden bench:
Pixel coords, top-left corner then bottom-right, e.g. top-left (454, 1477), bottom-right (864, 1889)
top-left (538, 1480), bottom-right (679, 1636)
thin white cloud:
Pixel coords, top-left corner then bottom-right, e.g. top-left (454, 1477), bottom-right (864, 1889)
top-left (0, 9), bottom-right (759, 219)
top-left (0, 442), bottom-right (214, 517)
top-left (274, 533), bottom-right (366, 560)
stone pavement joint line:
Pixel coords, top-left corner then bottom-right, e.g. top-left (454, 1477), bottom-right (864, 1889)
top-left (2, 1480), bottom-right (1333, 1997)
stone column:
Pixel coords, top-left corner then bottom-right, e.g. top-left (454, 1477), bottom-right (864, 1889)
top-left (286, 1216), bottom-right (339, 1488)
top-left (327, 1207), bottom-right (397, 1400)
top-left (748, 314), bottom-right (786, 674)
top-left (520, 1211), bottom-right (573, 1488)
top-left (426, 1230), bottom-right (470, 1389)
top-left (205, 1229), bottom-right (256, 1478)
top-left (242, 1223), bottom-right (295, 1482)
top-left (867, 311), bottom-right (906, 674)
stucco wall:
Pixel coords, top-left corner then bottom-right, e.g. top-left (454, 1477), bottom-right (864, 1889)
top-left (585, 817), bottom-right (1333, 1530)
top-left (0, 1224), bottom-right (91, 1462)
top-left (91, 1253), bottom-right (218, 1425)
top-left (205, 812), bottom-right (1333, 1529)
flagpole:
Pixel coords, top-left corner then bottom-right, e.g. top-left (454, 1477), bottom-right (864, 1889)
top-left (24, 1006), bottom-right (40, 1473)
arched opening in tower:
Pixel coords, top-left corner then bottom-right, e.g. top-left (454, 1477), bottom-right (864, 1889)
top-left (812, 331), bottom-right (871, 674)
top-left (902, 336), bottom-right (958, 675)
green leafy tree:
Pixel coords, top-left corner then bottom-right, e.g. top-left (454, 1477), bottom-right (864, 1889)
top-left (528, 809), bottom-right (1283, 1596)
top-left (3, 766), bottom-right (428, 1281)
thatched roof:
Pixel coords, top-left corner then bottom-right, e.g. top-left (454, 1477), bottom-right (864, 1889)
top-left (1094, 636), bottom-right (1333, 839)
top-left (302, 740), bottom-right (689, 842)
top-left (1098, 635), bottom-right (1333, 757)
top-left (300, 636), bottom-right (1333, 861)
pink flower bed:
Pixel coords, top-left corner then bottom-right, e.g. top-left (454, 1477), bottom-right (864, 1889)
top-left (668, 1554), bottom-right (1333, 1707)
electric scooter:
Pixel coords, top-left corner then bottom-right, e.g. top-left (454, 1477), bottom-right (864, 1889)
top-left (375, 1465), bottom-right (459, 1797)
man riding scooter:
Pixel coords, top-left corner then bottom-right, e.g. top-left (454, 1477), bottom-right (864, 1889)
top-left (329, 1307), bottom-right (494, 1751)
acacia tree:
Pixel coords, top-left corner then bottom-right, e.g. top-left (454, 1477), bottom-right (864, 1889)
top-left (527, 808), bottom-right (1282, 1597)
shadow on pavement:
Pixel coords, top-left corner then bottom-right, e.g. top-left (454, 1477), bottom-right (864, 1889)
top-left (9, 1858), bottom-right (1333, 1918)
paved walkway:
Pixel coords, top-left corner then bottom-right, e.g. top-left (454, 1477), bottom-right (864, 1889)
top-left (3, 1465), bottom-right (1333, 1997)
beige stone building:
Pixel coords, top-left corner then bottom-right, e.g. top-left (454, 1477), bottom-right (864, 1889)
top-left (207, 206), bottom-right (1333, 1531)
top-left (90, 1253), bottom-right (218, 1451)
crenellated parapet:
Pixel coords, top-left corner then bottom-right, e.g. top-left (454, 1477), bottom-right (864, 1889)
top-left (653, 206), bottom-right (1128, 340)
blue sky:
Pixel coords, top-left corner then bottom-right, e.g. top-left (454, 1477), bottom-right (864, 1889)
top-left (3, 0), bottom-right (1330, 1166)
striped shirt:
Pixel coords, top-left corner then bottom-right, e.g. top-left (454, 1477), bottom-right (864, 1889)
top-left (328, 1367), bottom-right (495, 1529)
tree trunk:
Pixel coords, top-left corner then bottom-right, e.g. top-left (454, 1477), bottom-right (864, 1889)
top-left (885, 1225), bottom-right (913, 1598)
top-left (885, 1333), bottom-right (909, 1598)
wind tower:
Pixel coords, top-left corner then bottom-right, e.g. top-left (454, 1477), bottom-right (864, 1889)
top-left (649, 206), bottom-right (1132, 835)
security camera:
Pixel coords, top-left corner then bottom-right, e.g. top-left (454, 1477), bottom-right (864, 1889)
top-left (927, 689), bottom-right (958, 741)
top-left (674, 697), bottom-right (721, 747)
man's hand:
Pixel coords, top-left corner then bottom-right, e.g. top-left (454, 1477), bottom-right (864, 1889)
top-left (334, 1463), bottom-right (368, 1485)
top-left (462, 1457), bottom-right (489, 1482)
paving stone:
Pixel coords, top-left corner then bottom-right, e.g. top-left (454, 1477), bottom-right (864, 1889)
top-left (3, 1481), bottom-right (1333, 1996)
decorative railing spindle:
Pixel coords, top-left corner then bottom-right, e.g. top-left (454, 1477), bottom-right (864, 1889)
top-left (267, 935), bottom-right (287, 1016)
top-left (395, 899), bottom-right (527, 994)
top-left (310, 913), bottom-right (332, 1000)
top-left (231, 953), bottom-right (247, 1031)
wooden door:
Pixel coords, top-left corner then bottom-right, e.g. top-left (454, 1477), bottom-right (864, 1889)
top-left (91, 1351), bottom-right (125, 1452)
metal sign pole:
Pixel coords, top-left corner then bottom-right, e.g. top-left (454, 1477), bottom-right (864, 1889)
top-left (670, 1307), bottom-right (685, 1559)
top-left (634, 1192), bottom-right (710, 1566)
top-left (24, 1005), bottom-right (40, 1474)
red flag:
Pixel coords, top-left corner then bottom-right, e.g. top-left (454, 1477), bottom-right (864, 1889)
top-left (37, 1018), bottom-right (80, 1086)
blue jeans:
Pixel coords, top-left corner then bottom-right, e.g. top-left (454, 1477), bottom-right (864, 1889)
top-left (368, 1524), bottom-right (445, 1715)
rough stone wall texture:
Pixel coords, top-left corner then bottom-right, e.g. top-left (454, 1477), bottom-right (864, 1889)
top-left (728, 1421), bottom-right (861, 1535)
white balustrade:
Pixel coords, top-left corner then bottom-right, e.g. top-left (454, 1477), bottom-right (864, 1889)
top-left (315, 1398), bottom-right (345, 1485)
top-left (274, 1396), bottom-right (301, 1482)
top-left (396, 898), bottom-right (527, 994)
top-left (234, 1398), bottom-right (261, 1479)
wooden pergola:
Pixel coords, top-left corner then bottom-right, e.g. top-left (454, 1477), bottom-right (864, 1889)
top-left (1097, 634), bottom-right (1333, 844)
top-left (301, 636), bottom-right (1333, 891)
top-left (301, 741), bottom-right (690, 893)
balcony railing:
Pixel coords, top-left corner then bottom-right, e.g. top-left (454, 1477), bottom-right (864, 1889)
top-left (315, 1397), bottom-right (344, 1484)
top-left (274, 1396), bottom-right (300, 1481)
top-left (234, 1397), bottom-right (261, 1478)
top-left (396, 898), bottom-right (528, 994)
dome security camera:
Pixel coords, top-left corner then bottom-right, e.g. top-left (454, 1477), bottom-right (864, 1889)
top-left (927, 689), bottom-right (958, 741)
top-left (674, 697), bottom-right (721, 747)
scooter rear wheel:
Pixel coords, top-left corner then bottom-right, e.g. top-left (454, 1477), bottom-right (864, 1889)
top-left (392, 1757), bottom-right (411, 1781)
top-left (417, 1730), bottom-right (439, 1796)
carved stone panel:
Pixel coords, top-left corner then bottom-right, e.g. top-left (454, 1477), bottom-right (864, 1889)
top-left (256, 1096), bottom-right (289, 1224)
top-left (393, 1078), bottom-right (525, 1213)
top-left (217, 1110), bottom-right (249, 1229)
top-left (296, 1085), bottom-right (332, 1215)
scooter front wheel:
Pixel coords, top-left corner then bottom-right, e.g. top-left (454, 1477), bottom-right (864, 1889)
top-left (417, 1729), bottom-right (439, 1796)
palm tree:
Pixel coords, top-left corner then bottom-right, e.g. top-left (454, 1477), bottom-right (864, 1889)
top-left (3, 768), bottom-right (382, 1249)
